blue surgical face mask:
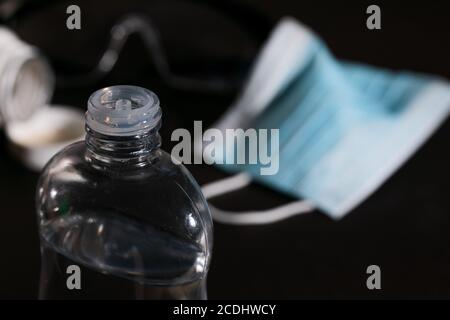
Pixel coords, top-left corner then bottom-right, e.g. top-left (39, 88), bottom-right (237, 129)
top-left (200, 17), bottom-right (450, 224)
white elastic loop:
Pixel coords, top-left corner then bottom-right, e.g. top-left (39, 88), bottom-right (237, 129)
top-left (208, 201), bottom-right (314, 225)
top-left (201, 172), bottom-right (252, 199)
top-left (201, 173), bottom-right (315, 225)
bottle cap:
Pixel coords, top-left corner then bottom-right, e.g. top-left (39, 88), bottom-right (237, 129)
top-left (87, 85), bottom-right (162, 136)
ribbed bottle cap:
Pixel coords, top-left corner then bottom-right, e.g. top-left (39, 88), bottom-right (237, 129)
top-left (86, 85), bottom-right (162, 136)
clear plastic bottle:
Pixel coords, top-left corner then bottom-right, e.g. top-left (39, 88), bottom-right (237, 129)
top-left (36, 85), bottom-right (213, 299)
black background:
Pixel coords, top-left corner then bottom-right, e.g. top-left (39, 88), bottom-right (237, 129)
top-left (0, 0), bottom-right (449, 299)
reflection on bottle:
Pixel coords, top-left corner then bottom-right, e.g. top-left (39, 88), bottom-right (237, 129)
top-left (39, 244), bottom-right (207, 299)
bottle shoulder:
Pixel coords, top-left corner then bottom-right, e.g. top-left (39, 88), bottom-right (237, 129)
top-left (36, 140), bottom-right (213, 285)
top-left (38, 140), bottom-right (212, 227)
top-left (40, 141), bottom-right (205, 194)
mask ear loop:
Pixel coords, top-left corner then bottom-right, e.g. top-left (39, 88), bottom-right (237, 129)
top-left (202, 173), bottom-right (315, 225)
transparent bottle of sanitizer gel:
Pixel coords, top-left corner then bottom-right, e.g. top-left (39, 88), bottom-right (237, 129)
top-left (36, 86), bottom-right (213, 299)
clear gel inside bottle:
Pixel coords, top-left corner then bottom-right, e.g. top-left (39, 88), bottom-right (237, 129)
top-left (36, 85), bottom-right (213, 299)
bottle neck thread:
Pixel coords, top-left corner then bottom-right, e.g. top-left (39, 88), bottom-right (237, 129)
top-left (85, 124), bottom-right (161, 167)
